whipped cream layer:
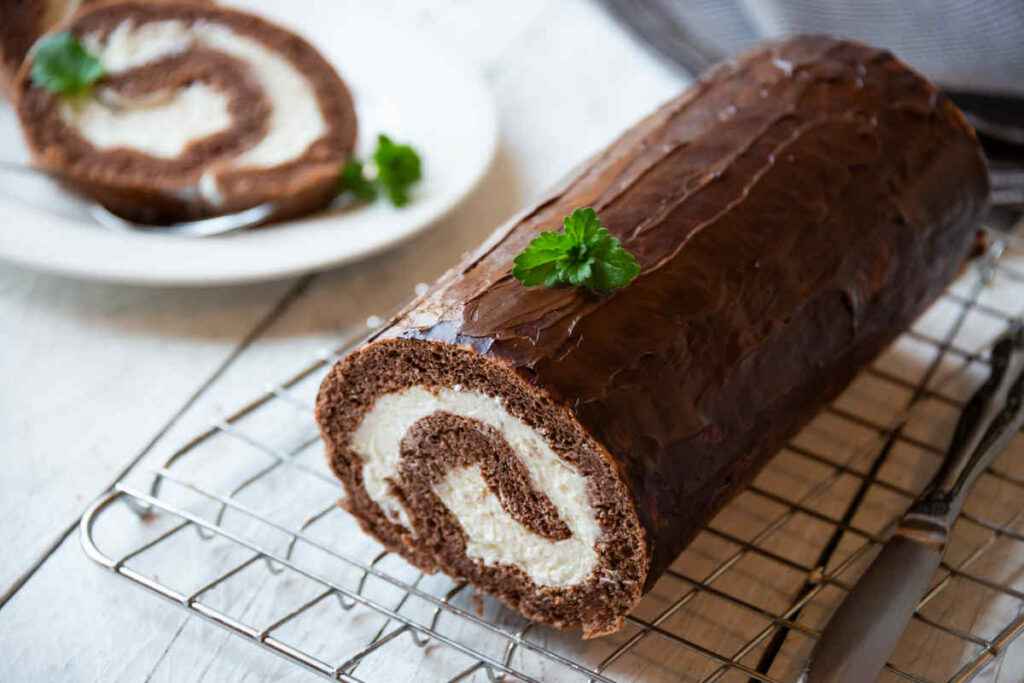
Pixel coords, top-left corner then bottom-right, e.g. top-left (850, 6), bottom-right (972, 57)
top-left (351, 385), bottom-right (600, 588)
top-left (66, 18), bottom-right (326, 167)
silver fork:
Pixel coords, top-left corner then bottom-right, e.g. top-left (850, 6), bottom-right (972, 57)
top-left (88, 202), bottom-right (275, 237)
top-left (0, 161), bottom-right (275, 237)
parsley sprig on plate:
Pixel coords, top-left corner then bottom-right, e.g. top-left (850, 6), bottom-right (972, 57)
top-left (339, 159), bottom-right (378, 202)
top-left (513, 208), bottom-right (640, 293)
top-left (339, 134), bottom-right (423, 207)
top-left (31, 32), bottom-right (104, 96)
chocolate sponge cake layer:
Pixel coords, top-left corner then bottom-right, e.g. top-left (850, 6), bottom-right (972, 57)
top-left (14, 1), bottom-right (356, 224)
top-left (316, 35), bottom-right (989, 636)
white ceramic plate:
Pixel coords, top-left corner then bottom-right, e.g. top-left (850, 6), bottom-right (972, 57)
top-left (0, 1), bottom-right (497, 285)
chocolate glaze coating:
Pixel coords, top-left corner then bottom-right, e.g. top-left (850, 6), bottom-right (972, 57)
top-left (375, 35), bottom-right (989, 586)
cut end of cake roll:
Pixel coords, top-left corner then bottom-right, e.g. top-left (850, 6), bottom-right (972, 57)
top-left (315, 338), bottom-right (649, 637)
top-left (14, 1), bottom-right (356, 224)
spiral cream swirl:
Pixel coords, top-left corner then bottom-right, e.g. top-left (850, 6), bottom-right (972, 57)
top-left (352, 385), bottom-right (601, 587)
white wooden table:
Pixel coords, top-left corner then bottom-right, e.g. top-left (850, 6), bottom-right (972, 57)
top-left (2, 2), bottom-right (1023, 681)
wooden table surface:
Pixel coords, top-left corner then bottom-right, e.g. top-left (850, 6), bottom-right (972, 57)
top-left (2, 2), bottom-right (1024, 682)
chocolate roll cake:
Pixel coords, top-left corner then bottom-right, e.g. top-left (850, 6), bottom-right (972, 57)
top-left (316, 36), bottom-right (989, 637)
top-left (13, 1), bottom-right (356, 224)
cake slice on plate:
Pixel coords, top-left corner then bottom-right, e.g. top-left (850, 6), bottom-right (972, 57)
top-left (14, 1), bottom-right (356, 224)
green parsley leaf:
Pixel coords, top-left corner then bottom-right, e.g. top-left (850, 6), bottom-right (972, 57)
top-left (372, 134), bottom-right (422, 207)
top-left (338, 159), bottom-right (378, 202)
top-left (31, 32), bottom-right (104, 96)
top-left (337, 134), bottom-right (423, 207)
top-left (512, 207), bottom-right (640, 293)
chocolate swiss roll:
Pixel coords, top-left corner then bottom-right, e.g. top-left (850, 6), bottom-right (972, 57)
top-left (315, 36), bottom-right (989, 637)
top-left (13, 1), bottom-right (356, 224)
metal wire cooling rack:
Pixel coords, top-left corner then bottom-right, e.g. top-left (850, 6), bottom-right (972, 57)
top-left (81, 221), bottom-right (1024, 683)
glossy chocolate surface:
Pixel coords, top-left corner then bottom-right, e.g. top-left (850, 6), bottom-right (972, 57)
top-left (378, 35), bottom-right (989, 583)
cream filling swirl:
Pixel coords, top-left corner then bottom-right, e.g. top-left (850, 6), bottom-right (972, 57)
top-left (351, 386), bottom-right (600, 587)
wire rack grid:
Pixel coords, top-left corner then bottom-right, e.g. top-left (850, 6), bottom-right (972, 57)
top-left (80, 222), bottom-right (1024, 683)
